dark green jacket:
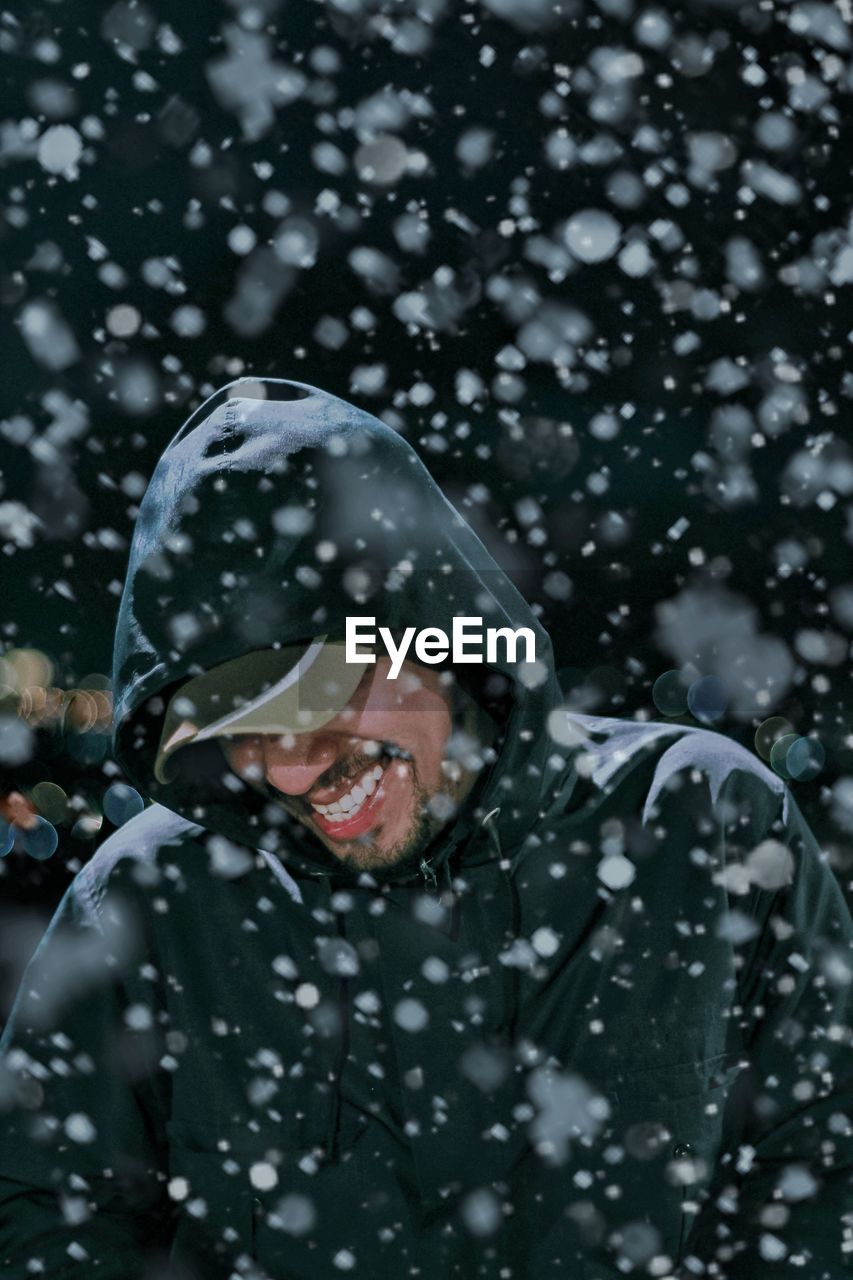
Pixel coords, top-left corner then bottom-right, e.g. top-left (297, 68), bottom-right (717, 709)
top-left (2, 379), bottom-right (851, 1279)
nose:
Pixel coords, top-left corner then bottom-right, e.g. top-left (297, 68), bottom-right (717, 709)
top-left (260, 733), bottom-right (340, 796)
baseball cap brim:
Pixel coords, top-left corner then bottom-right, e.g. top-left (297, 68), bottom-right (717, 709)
top-left (153, 638), bottom-right (371, 785)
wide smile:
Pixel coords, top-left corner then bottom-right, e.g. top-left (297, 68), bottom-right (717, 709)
top-left (308, 756), bottom-right (401, 842)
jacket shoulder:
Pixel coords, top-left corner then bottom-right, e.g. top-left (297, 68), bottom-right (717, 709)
top-left (566, 712), bottom-right (788, 828)
top-left (72, 807), bottom-right (304, 925)
top-left (71, 804), bottom-right (205, 925)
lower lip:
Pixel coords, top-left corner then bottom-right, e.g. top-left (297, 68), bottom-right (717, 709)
top-left (311, 770), bottom-right (393, 842)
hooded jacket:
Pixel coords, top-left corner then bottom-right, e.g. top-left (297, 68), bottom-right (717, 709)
top-left (1, 378), bottom-right (851, 1280)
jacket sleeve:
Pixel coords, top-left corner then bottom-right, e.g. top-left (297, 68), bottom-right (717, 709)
top-left (0, 864), bottom-right (174, 1277)
top-left (679, 786), bottom-right (853, 1279)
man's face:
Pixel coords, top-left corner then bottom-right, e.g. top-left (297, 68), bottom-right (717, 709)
top-left (219, 658), bottom-right (488, 876)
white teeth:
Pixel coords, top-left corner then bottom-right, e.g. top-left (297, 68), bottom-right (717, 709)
top-left (324, 795), bottom-right (363, 823)
top-left (310, 761), bottom-right (387, 819)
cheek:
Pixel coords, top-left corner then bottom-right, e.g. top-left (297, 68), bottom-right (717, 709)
top-left (398, 693), bottom-right (454, 781)
top-left (226, 738), bottom-right (264, 777)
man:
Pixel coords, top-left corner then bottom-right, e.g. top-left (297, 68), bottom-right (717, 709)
top-left (1, 377), bottom-right (851, 1280)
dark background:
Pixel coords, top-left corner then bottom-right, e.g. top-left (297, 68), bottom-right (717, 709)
top-left (2, 0), bottom-right (852, 1020)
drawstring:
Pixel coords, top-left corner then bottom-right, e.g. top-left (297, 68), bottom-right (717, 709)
top-left (483, 807), bottom-right (521, 1044)
top-left (419, 854), bottom-right (439, 892)
top-left (420, 852), bottom-right (462, 942)
top-left (440, 858), bottom-right (462, 942)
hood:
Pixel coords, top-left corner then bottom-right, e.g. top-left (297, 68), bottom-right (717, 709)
top-left (111, 377), bottom-right (578, 884)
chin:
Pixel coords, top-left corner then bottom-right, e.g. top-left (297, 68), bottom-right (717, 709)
top-left (329, 831), bottom-right (427, 879)
top-left (332, 840), bottom-right (403, 871)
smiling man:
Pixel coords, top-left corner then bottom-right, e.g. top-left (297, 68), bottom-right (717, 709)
top-left (158, 644), bottom-right (496, 879)
top-left (1, 378), bottom-right (852, 1280)
top-left (216, 656), bottom-right (493, 878)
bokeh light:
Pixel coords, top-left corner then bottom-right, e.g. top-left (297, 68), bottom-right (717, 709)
top-left (0, 790), bottom-right (38, 829)
top-left (0, 648), bottom-right (113, 732)
top-left (652, 670), bottom-right (688, 717)
top-left (755, 717), bottom-right (794, 762)
top-left (0, 819), bottom-right (14, 857)
top-left (64, 690), bottom-right (100, 733)
top-left (769, 733), bottom-right (800, 780)
top-left (31, 781), bottom-right (70, 825)
top-left (0, 648), bottom-right (54, 691)
top-left (785, 736), bottom-right (825, 782)
top-left (103, 783), bottom-right (144, 827)
top-left (687, 675), bottom-right (728, 725)
top-left (18, 817), bottom-right (59, 861)
top-left (71, 814), bottom-right (104, 840)
top-left (0, 647), bottom-right (120, 864)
